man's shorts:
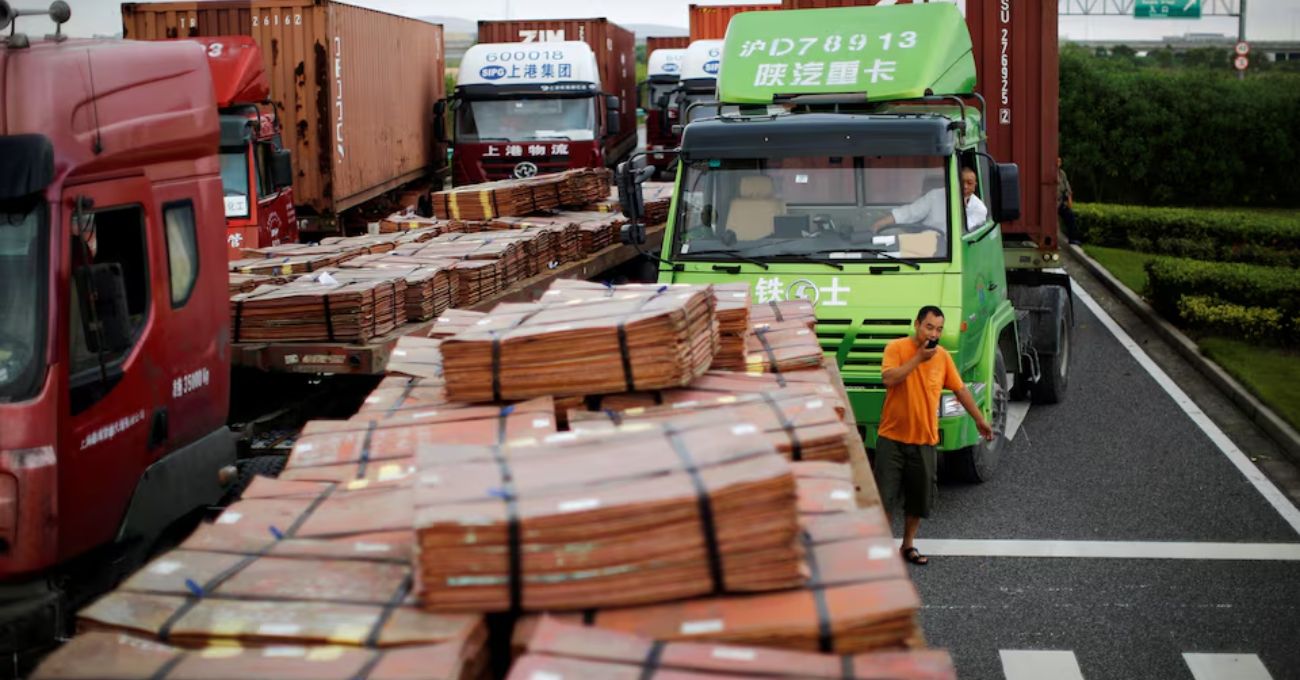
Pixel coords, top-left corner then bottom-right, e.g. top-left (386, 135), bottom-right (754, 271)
top-left (872, 435), bottom-right (938, 519)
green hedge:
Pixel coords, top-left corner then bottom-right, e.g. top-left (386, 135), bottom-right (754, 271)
top-left (1145, 258), bottom-right (1300, 338)
top-left (1077, 203), bottom-right (1300, 268)
top-left (1177, 295), bottom-right (1297, 344)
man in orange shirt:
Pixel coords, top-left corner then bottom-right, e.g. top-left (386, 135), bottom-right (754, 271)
top-left (877, 305), bottom-right (993, 565)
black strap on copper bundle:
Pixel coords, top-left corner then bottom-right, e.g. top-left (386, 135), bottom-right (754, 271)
top-left (760, 393), bottom-right (802, 461)
top-left (769, 300), bottom-right (785, 323)
top-left (800, 530), bottom-right (835, 653)
top-left (387, 379), bottom-right (418, 417)
top-left (497, 405), bottom-right (514, 444)
top-left (322, 293), bottom-right (336, 342)
top-left (147, 653), bottom-right (186, 680)
top-left (490, 331), bottom-right (504, 402)
top-left (840, 654), bottom-right (857, 680)
top-left (364, 574), bottom-right (414, 648)
top-left (233, 300), bottom-right (245, 342)
top-left (350, 651), bottom-right (387, 680)
top-left (488, 444), bottom-right (524, 613)
top-left (355, 421), bottom-right (379, 480)
top-left (638, 640), bottom-right (668, 680)
top-left (581, 609), bottom-right (597, 625)
top-left (665, 429), bottom-right (726, 594)
top-left (158, 483), bottom-right (337, 641)
top-left (754, 328), bottom-right (786, 388)
top-left (615, 287), bottom-right (668, 393)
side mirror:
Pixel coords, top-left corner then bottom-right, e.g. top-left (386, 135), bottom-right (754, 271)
top-left (606, 95), bottom-right (621, 112)
top-left (271, 149), bottom-right (293, 190)
top-left (605, 95), bottom-right (622, 137)
top-left (76, 262), bottom-right (133, 355)
top-left (991, 162), bottom-right (1021, 223)
top-left (617, 159), bottom-right (655, 245)
top-left (433, 100), bottom-right (448, 143)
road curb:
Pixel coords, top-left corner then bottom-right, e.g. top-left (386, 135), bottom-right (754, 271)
top-left (1066, 243), bottom-right (1300, 465)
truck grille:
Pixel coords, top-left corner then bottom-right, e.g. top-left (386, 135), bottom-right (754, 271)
top-left (482, 157), bottom-right (572, 181)
top-left (820, 318), bottom-right (913, 390)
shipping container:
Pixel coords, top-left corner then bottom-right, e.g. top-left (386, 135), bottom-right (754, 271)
top-left (121, 1), bottom-right (445, 229)
top-left (779, 0), bottom-right (1058, 247)
top-left (477, 18), bottom-right (637, 165)
top-left (646, 35), bottom-right (691, 54)
top-left (688, 3), bottom-right (781, 41)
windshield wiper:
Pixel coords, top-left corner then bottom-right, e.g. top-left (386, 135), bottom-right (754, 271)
top-left (769, 254), bottom-right (844, 271)
top-left (789, 248), bottom-right (921, 270)
top-left (682, 249), bottom-right (770, 270)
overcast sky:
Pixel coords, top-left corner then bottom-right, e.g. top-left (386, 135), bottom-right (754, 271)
top-left (21, 0), bottom-right (1300, 42)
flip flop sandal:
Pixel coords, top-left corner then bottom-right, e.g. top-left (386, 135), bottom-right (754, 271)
top-left (900, 546), bottom-right (929, 566)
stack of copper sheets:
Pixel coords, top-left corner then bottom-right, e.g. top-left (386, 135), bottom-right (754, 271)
top-left (510, 618), bottom-right (956, 680)
top-left (230, 273), bottom-right (405, 343)
top-left (316, 233), bottom-right (405, 256)
top-left (490, 216), bottom-right (584, 263)
top-left (569, 388), bottom-right (852, 463)
top-left (431, 170), bottom-right (611, 220)
top-left (357, 375), bottom-right (448, 417)
top-left (228, 272), bottom-right (288, 295)
top-left (379, 212), bottom-right (459, 235)
top-left (642, 181), bottom-right (675, 225)
top-left (229, 252), bottom-right (349, 277)
top-left (385, 337), bottom-right (445, 381)
top-left (428, 310), bottom-right (489, 339)
top-left (413, 423), bottom-right (800, 613)
top-left (581, 367), bottom-right (844, 419)
top-left (32, 632), bottom-right (488, 680)
top-left (439, 286), bottom-right (718, 401)
top-left (751, 299), bottom-right (818, 332)
top-left (567, 212), bottom-right (627, 253)
top-left (710, 323), bottom-right (825, 374)
top-left (278, 397), bottom-right (557, 484)
top-left (334, 261), bottom-right (457, 321)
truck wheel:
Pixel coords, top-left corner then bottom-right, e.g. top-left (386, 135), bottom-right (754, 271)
top-left (223, 455), bottom-right (287, 504)
top-left (948, 349), bottom-right (1009, 483)
top-left (1032, 305), bottom-right (1071, 405)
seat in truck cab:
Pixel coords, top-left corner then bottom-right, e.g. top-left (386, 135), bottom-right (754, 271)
top-left (725, 175), bottom-right (785, 241)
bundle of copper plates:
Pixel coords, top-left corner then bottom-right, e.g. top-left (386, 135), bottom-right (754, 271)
top-left (358, 375), bottom-right (448, 416)
top-left (278, 397), bottom-right (558, 482)
top-left (750, 299), bottom-right (818, 332)
top-left (230, 273), bottom-right (406, 343)
top-left (314, 233), bottom-right (406, 256)
top-left (490, 217), bottom-right (584, 263)
top-left (31, 631), bottom-right (488, 680)
top-left (432, 169), bottom-right (611, 220)
top-left (229, 252), bottom-right (350, 277)
top-left (710, 323), bottom-right (825, 374)
top-left (566, 211), bottom-right (627, 253)
top-left (642, 181), bottom-right (675, 225)
top-left (228, 272), bottom-right (288, 295)
top-left (428, 310), bottom-right (489, 339)
top-left (581, 367), bottom-right (844, 419)
top-left (568, 388), bottom-right (852, 463)
top-left (385, 337), bottom-right (445, 381)
top-left (379, 212), bottom-right (460, 235)
top-left (510, 618), bottom-right (956, 680)
top-left (333, 262), bottom-right (457, 321)
top-left (414, 424), bottom-right (801, 612)
top-left (439, 286), bottom-right (718, 401)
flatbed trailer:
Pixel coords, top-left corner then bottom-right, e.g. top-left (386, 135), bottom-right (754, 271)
top-left (230, 224), bottom-right (665, 375)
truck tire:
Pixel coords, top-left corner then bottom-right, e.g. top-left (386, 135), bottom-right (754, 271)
top-left (1032, 295), bottom-right (1071, 405)
top-left (947, 349), bottom-right (1009, 483)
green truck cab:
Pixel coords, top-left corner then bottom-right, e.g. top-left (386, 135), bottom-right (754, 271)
top-left (618, 3), bottom-right (1072, 482)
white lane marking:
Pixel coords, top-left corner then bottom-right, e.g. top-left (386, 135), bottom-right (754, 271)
top-left (1006, 402), bottom-right (1031, 441)
top-left (1184, 653), bottom-right (1275, 680)
top-left (1000, 650), bottom-right (1085, 680)
top-left (905, 538), bottom-right (1300, 561)
top-left (1073, 281), bottom-right (1300, 536)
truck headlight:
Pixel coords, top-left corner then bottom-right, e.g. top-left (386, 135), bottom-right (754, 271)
top-left (939, 383), bottom-right (985, 417)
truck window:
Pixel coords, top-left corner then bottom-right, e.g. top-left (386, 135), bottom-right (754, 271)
top-left (219, 149), bottom-right (251, 218)
top-left (163, 201), bottom-right (199, 307)
top-left (0, 200), bottom-right (47, 404)
top-left (254, 143), bottom-right (275, 199)
top-left (69, 205), bottom-right (150, 381)
top-left (457, 98), bottom-right (596, 142)
top-left (674, 155), bottom-right (951, 262)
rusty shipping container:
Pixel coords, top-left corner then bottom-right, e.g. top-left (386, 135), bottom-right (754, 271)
top-left (779, 0), bottom-right (1059, 248)
top-left (646, 36), bottom-right (691, 54)
top-left (689, 3), bottom-right (781, 41)
top-left (121, 1), bottom-right (446, 227)
top-left (477, 18), bottom-right (638, 165)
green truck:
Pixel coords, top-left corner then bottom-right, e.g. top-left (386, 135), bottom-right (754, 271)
top-left (618, 3), bottom-right (1071, 482)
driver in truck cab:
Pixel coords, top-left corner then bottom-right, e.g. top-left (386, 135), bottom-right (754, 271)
top-left (871, 166), bottom-right (987, 233)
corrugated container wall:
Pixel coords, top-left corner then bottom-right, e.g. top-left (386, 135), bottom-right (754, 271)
top-left (689, 4), bottom-right (781, 41)
top-left (646, 36), bottom-right (691, 54)
top-left (121, 1), bottom-right (445, 218)
top-left (779, 0), bottom-right (1059, 247)
top-left (477, 19), bottom-right (637, 159)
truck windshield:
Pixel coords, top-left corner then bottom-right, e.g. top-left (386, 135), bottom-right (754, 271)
top-left (673, 155), bottom-right (952, 262)
top-left (220, 149), bottom-right (251, 218)
top-left (647, 80), bottom-right (677, 111)
top-left (679, 91), bottom-right (719, 124)
top-left (0, 201), bottom-right (48, 403)
top-left (457, 97), bottom-right (596, 142)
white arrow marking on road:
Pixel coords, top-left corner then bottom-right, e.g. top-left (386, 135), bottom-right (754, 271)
top-left (1000, 650), bottom-right (1085, 680)
top-left (1185, 653), bottom-right (1275, 680)
top-left (903, 539), bottom-right (1300, 561)
top-left (1073, 282), bottom-right (1300, 537)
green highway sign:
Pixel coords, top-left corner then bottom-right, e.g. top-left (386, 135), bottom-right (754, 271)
top-left (1135, 0), bottom-right (1202, 19)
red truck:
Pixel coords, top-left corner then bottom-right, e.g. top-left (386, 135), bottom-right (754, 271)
top-left (195, 36), bottom-right (299, 262)
top-left (0, 3), bottom-right (234, 667)
top-left (439, 18), bottom-right (637, 185)
top-left (643, 47), bottom-right (687, 178)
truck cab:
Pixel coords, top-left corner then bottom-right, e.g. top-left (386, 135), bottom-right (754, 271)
top-left (441, 41), bottom-right (622, 184)
top-left (642, 47), bottom-right (686, 178)
top-left (195, 37), bottom-right (297, 261)
top-left (0, 9), bottom-right (234, 660)
top-left (619, 4), bottom-right (1071, 482)
top-left (669, 40), bottom-right (723, 128)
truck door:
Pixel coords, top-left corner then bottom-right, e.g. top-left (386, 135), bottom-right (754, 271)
top-left (59, 177), bottom-right (168, 559)
top-left (253, 139), bottom-right (297, 248)
top-left (958, 152), bottom-right (1006, 363)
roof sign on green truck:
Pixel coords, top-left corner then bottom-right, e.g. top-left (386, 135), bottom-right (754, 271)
top-left (718, 3), bottom-right (975, 105)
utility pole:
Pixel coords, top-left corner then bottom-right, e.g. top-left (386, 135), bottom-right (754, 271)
top-left (1237, 0), bottom-right (1247, 80)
